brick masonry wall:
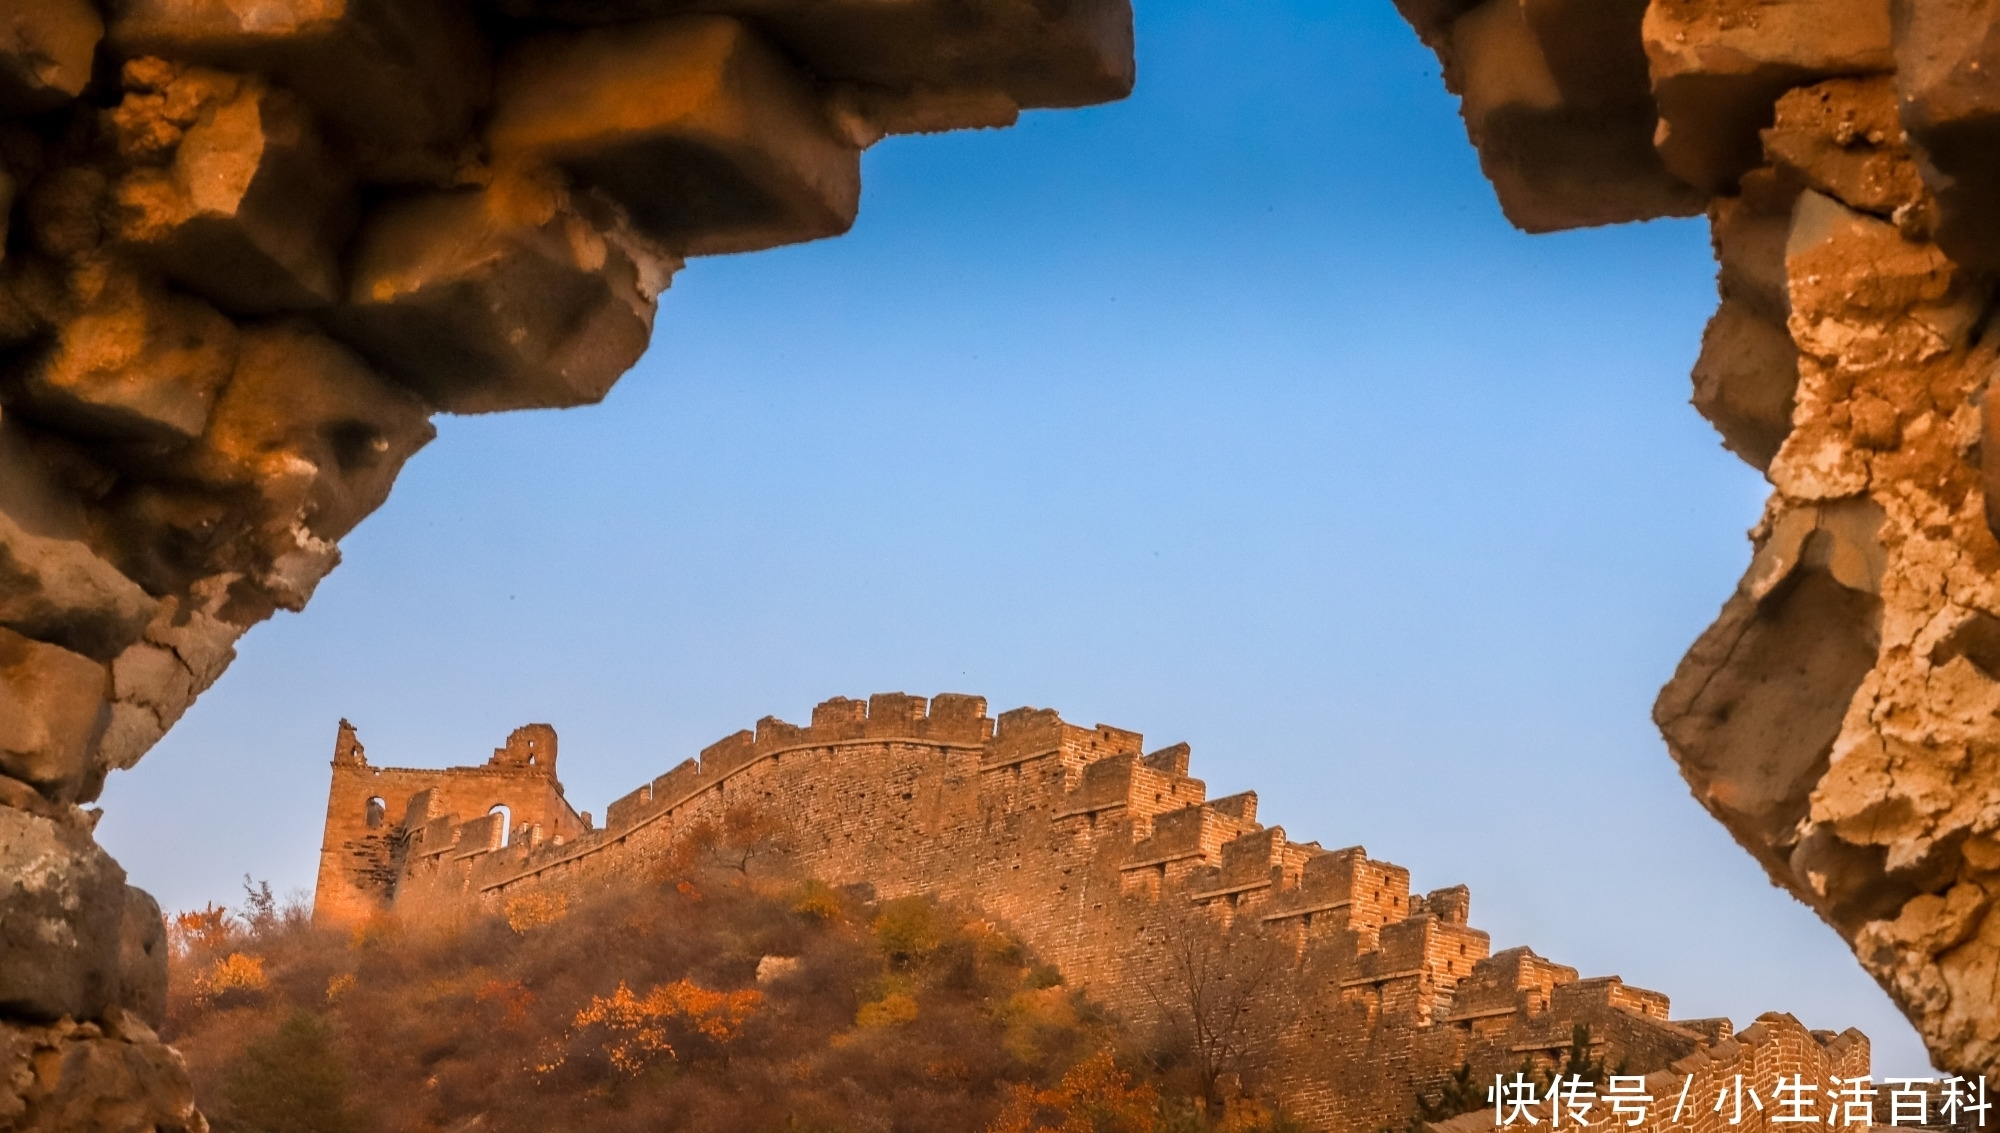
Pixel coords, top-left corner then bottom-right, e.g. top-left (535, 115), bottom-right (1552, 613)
top-left (312, 694), bottom-right (1869, 1133)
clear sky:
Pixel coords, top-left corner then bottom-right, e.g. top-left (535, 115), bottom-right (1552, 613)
top-left (96, 0), bottom-right (1935, 1075)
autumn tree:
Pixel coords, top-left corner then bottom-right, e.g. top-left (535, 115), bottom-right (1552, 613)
top-left (663, 802), bottom-right (792, 880)
top-left (219, 1010), bottom-right (363, 1133)
top-left (1143, 901), bottom-right (1296, 1114)
top-left (989, 1051), bottom-right (1160, 1133)
top-left (548, 979), bottom-right (762, 1075)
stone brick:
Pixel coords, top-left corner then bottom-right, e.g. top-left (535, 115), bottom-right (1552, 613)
top-left (183, 322), bottom-right (435, 549)
top-left (494, 0), bottom-right (1133, 122)
top-left (116, 886), bottom-right (166, 1030)
top-left (1642, 0), bottom-right (1894, 193)
top-left (489, 16), bottom-right (858, 258)
top-left (1439, 0), bottom-right (1701, 231)
top-left (17, 260), bottom-right (238, 447)
top-left (0, 8), bottom-right (1136, 1132)
top-left (1400, 0), bottom-right (2000, 1090)
top-left (107, 65), bottom-right (352, 314)
top-left (1690, 296), bottom-right (1798, 470)
top-left (0, 806), bottom-right (124, 1022)
top-left (337, 179), bottom-right (664, 413)
top-left (0, 1013), bottom-right (200, 1132)
top-left (0, 0), bottom-right (102, 114)
top-left (1891, 0), bottom-right (2000, 268)
top-left (1762, 77), bottom-right (1927, 221)
top-left (0, 627), bottom-right (110, 800)
top-left (0, 421), bottom-right (156, 663)
top-left (104, 0), bottom-right (491, 182)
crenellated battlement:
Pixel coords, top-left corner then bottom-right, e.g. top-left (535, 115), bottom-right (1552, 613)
top-left (310, 694), bottom-right (1865, 1133)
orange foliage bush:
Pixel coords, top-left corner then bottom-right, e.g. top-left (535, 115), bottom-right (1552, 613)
top-left (190, 953), bottom-right (268, 1006)
top-left (990, 1050), bottom-right (1162, 1133)
top-left (563, 979), bottom-right (761, 1073)
top-left (169, 904), bottom-right (235, 957)
top-left (502, 891), bottom-right (568, 933)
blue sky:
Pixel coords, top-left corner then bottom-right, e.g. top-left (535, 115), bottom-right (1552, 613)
top-left (97, 0), bottom-right (1935, 1074)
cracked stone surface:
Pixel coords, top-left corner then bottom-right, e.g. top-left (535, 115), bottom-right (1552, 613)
top-left (0, 0), bottom-right (1132, 1125)
top-left (1398, 0), bottom-right (2000, 1081)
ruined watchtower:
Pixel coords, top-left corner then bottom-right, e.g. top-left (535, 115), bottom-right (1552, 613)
top-left (312, 720), bottom-right (589, 926)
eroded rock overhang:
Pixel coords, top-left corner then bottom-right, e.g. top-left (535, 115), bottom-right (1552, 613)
top-left (1395, 0), bottom-right (2000, 1080)
top-left (0, 1), bottom-right (1131, 1125)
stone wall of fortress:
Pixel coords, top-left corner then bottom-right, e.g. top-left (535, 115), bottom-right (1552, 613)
top-left (314, 693), bottom-right (1872, 1132)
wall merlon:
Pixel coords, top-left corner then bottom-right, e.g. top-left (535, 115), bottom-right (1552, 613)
top-left (1125, 803), bottom-right (1215, 867)
top-left (700, 729), bottom-right (757, 778)
top-left (1209, 790), bottom-right (1257, 823)
top-left (1296, 845), bottom-right (1364, 902)
top-left (1374, 910), bottom-right (1447, 974)
top-left (418, 814), bottom-right (461, 857)
top-left (1273, 847), bottom-right (1409, 938)
top-left (1671, 1017), bottom-right (1734, 1045)
top-left (754, 715), bottom-right (809, 750)
top-left (1548, 976), bottom-right (1670, 1025)
top-left (810, 696), bottom-right (869, 735)
top-left (452, 812), bottom-right (503, 859)
top-left (1061, 753), bottom-right (1138, 817)
top-left (652, 759), bottom-right (702, 807)
top-left (988, 706), bottom-right (1066, 766)
top-left (928, 693), bottom-right (993, 741)
top-left (1419, 918), bottom-right (1490, 986)
top-left (1057, 752), bottom-right (1207, 826)
top-left (1599, 978), bottom-right (1670, 1021)
top-left (1444, 946), bottom-right (1579, 1023)
top-left (1142, 741), bottom-right (1190, 776)
top-left (1274, 839), bottom-right (1317, 887)
top-left (1062, 722), bottom-right (1143, 764)
top-left (401, 787), bottom-right (442, 830)
top-left (1124, 797), bottom-right (1260, 878)
top-left (1415, 884), bottom-right (1470, 925)
top-left (604, 784), bottom-right (652, 832)
top-left (864, 692), bottom-right (925, 734)
top-left (1216, 826), bottom-right (1287, 892)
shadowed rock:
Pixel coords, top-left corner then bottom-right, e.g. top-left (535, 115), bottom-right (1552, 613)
top-left (1398, 0), bottom-right (2000, 1084)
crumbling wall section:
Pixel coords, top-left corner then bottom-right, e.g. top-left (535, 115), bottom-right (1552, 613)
top-left (312, 718), bottom-right (586, 925)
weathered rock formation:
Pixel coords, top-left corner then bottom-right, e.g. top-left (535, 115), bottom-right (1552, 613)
top-left (314, 695), bottom-right (1872, 1132)
top-left (1394, 0), bottom-right (2000, 1085)
top-left (0, 2), bottom-right (1132, 1126)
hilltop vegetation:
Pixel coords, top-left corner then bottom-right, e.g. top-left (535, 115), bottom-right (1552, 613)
top-left (165, 850), bottom-right (1303, 1133)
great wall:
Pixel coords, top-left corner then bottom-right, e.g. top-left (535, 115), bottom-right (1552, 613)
top-left (9, 0), bottom-right (2000, 1127)
top-left (312, 693), bottom-right (1875, 1133)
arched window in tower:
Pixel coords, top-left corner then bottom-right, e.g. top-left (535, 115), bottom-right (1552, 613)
top-left (365, 797), bottom-right (386, 828)
top-left (489, 804), bottom-right (512, 845)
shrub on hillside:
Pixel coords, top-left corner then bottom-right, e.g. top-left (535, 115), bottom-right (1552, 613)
top-left (167, 860), bottom-right (1306, 1133)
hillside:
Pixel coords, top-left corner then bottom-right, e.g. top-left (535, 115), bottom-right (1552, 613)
top-left (165, 856), bottom-right (1315, 1133)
